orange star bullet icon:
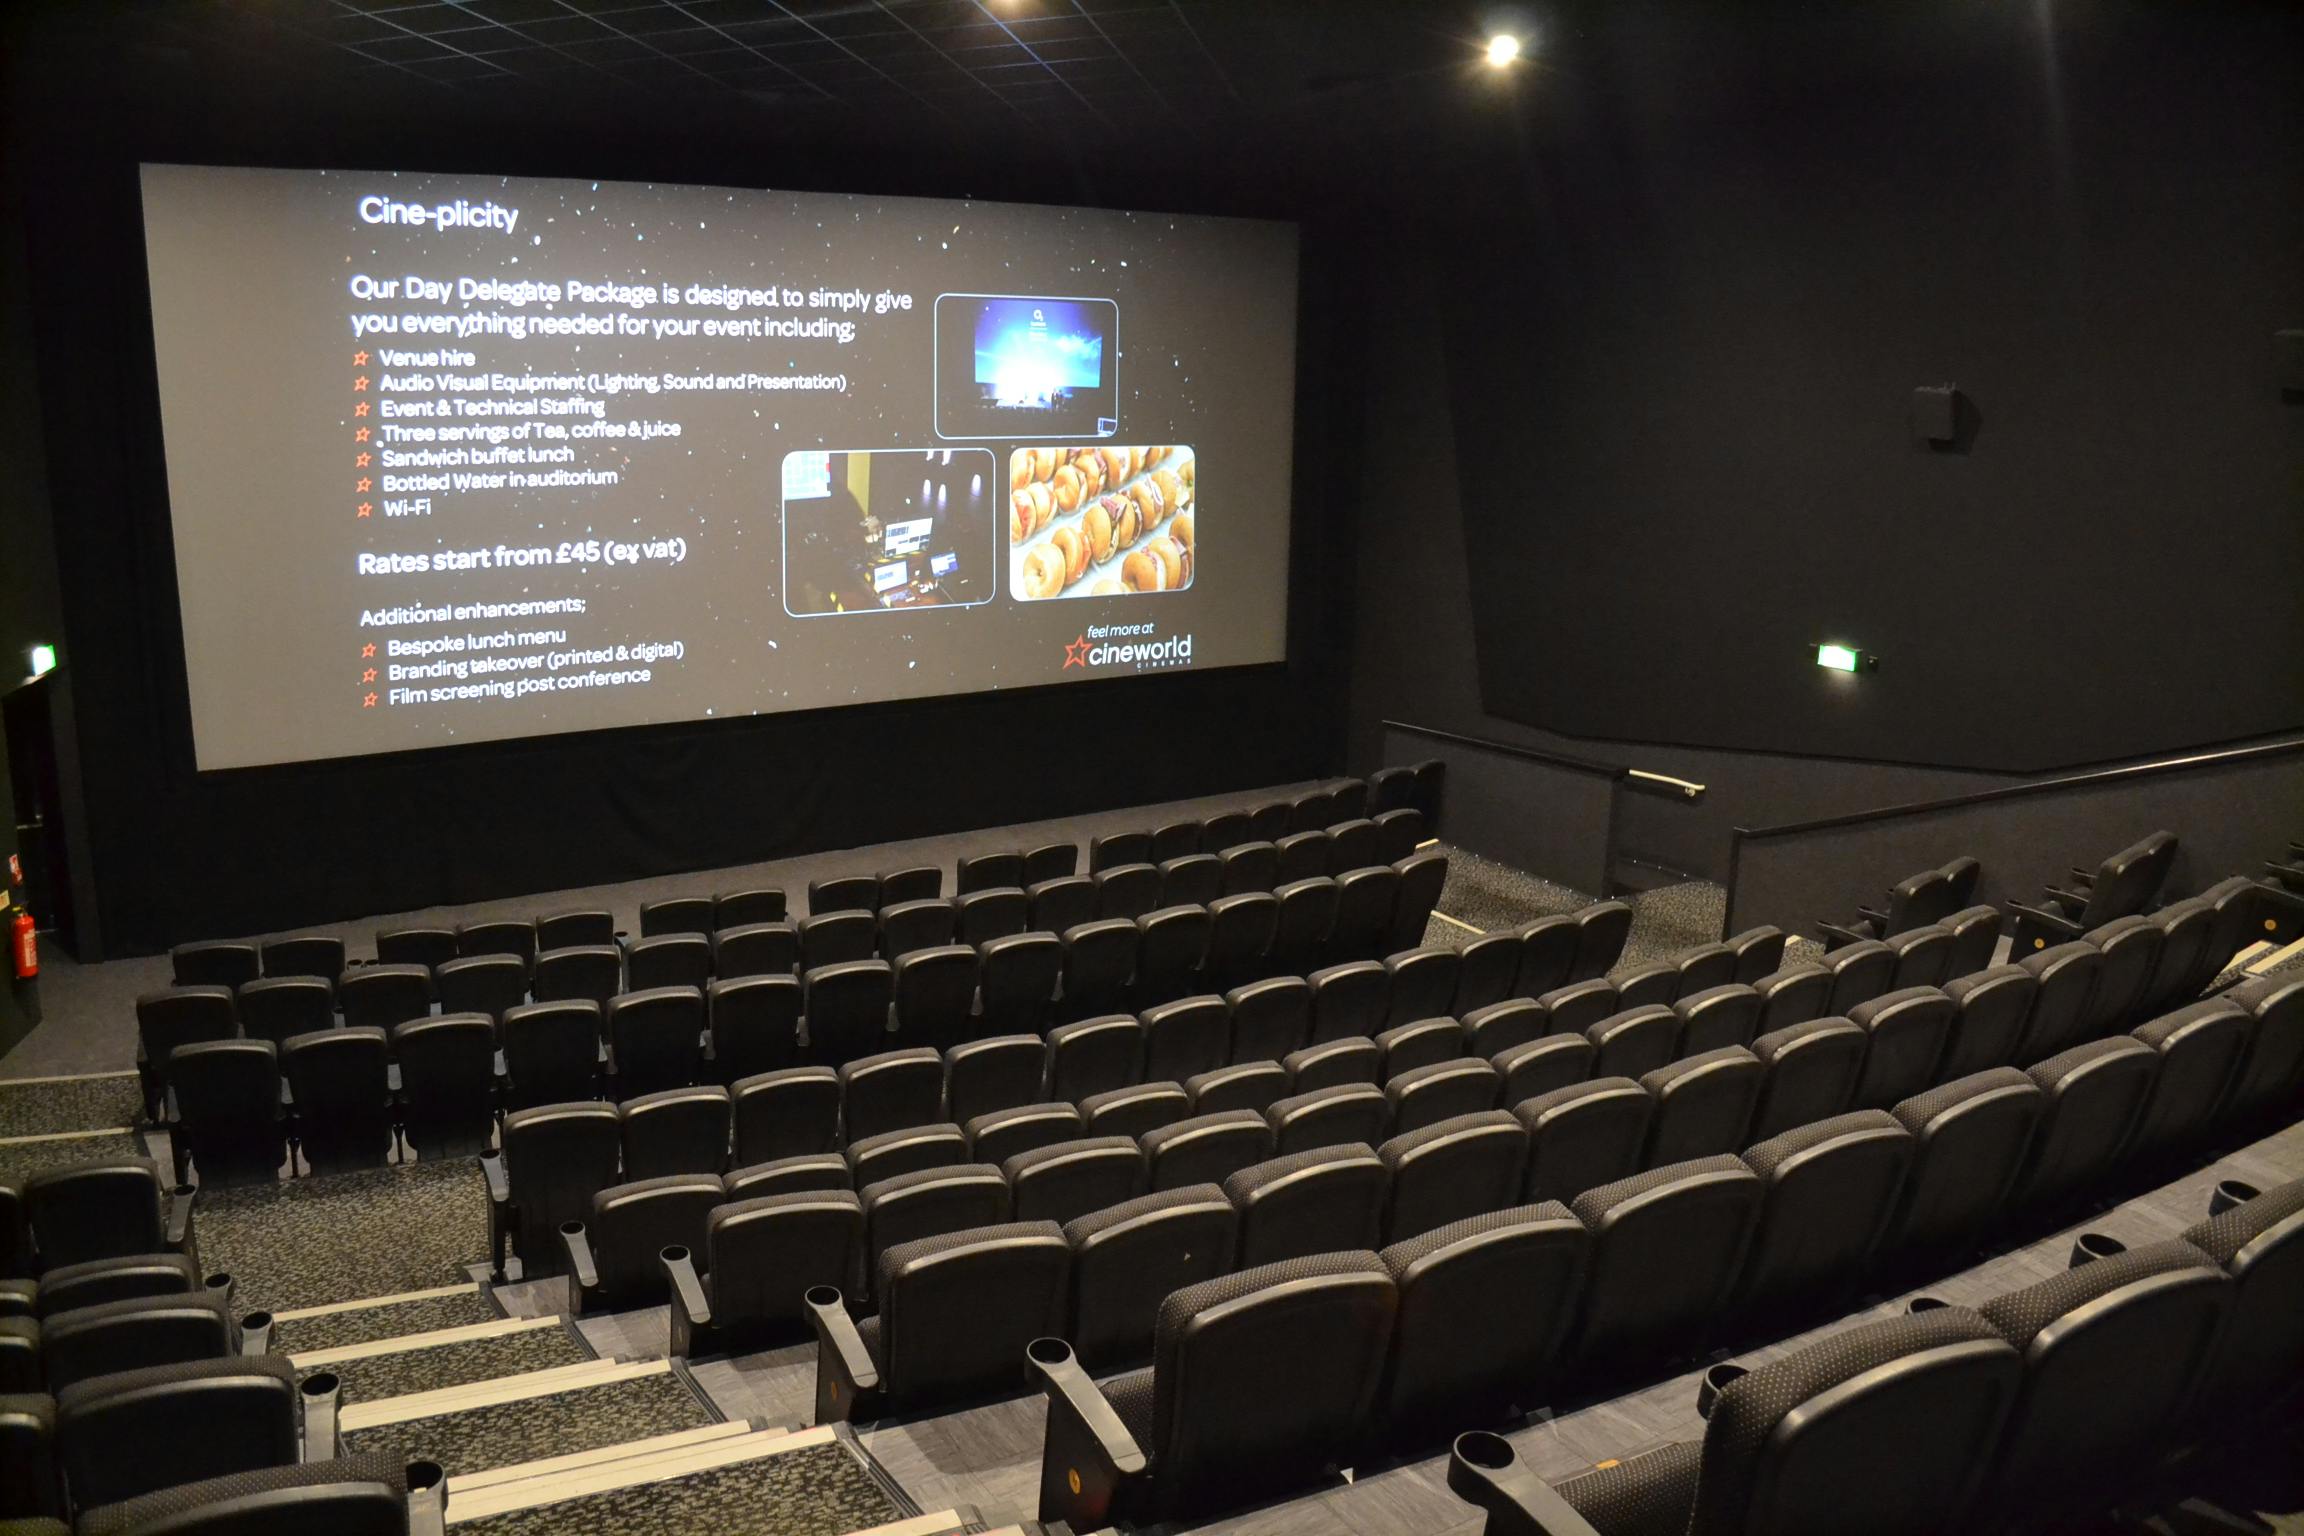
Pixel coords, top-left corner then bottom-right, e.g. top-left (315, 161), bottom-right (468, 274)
top-left (354, 427), bottom-right (370, 442)
top-left (356, 478), bottom-right (372, 493)
top-left (362, 693), bottom-right (378, 708)
top-left (357, 503), bottom-right (372, 517)
top-left (361, 643), bottom-right (376, 658)
top-left (353, 377), bottom-right (369, 392)
top-left (354, 403), bottom-right (370, 417)
top-left (352, 350), bottom-right (369, 365)
top-left (362, 668), bottom-right (378, 684)
top-left (355, 452), bottom-right (372, 468)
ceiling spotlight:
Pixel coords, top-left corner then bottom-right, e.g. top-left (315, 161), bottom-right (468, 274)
top-left (1486, 33), bottom-right (1522, 68)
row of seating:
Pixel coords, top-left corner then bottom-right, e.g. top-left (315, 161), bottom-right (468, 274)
top-left (1450, 1174), bottom-right (2304, 1536)
top-left (1819, 852), bottom-right (1982, 945)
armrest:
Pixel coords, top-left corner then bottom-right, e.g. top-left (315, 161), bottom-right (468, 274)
top-left (1815, 921), bottom-right (1867, 951)
top-left (2042, 886), bottom-right (2090, 915)
top-left (165, 1183), bottom-right (197, 1249)
top-left (481, 1153), bottom-right (511, 1205)
top-left (406, 1462), bottom-right (447, 1536)
top-left (663, 1245), bottom-right (711, 1358)
top-left (1027, 1337), bottom-right (1143, 1529)
top-left (2006, 902), bottom-right (2082, 949)
top-left (808, 1287), bottom-right (878, 1424)
top-left (558, 1222), bottom-right (598, 1314)
top-left (1446, 1432), bottom-right (1606, 1536)
top-left (2068, 868), bottom-right (2096, 887)
top-left (240, 1309), bottom-right (275, 1355)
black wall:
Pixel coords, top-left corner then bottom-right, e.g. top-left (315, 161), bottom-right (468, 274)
top-left (1430, 1), bottom-right (2304, 772)
top-left (0, 18), bottom-right (1360, 957)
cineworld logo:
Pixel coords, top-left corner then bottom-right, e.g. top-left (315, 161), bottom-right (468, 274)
top-left (1063, 627), bottom-right (1194, 671)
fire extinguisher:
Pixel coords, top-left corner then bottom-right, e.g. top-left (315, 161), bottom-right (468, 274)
top-left (10, 908), bottom-right (35, 980)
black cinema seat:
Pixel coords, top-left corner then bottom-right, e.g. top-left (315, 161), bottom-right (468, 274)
top-left (55, 1356), bottom-right (303, 1511)
top-left (393, 1015), bottom-right (498, 1159)
top-left (708, 974), bottom-right (803, 1081)
top-left (25, 1163), bottom-right (194, 1274)
top-left (232, 977), bottom-right (332, 1047)
top-left (168, 1040), bottom-right (287, 1187)
top-left (945, 1035), bottom-right (1049, 1126)
top-left (486, 1101), bottom-right (620, 1279)
top-left (1269, 1082), bottom-right (1390, 1156)
top-left (1224, 1145), bottom-right (1387, 1266)
top-left (1729, 1109), bottom-right (1912, 1326)
top-left (618, 1085), bottom-right (730, 1178)
top-left (1005, 1137), bottom-right (1145, 1226)
top-left (606, 985), bottom-right (705, 1095)
top-left (1563, 1155), bottom-right (1761, 1381)
top-left (839, 1049), bottom-right (945, 1144)
top-left (1379, 1110), bottom-right (1527, 1243)
top-left (669, 1188), bottom-right (863, 1357)
top-left (733, 1066), bottom-right (840, 1162)
top-left (1882, 1068), bottom-right (2041, 1269)
top-left (1063, 1184), bottom-right (1237, 1372)
top-left (1141, 996), bottom-right (1229, 1085)
top-left (563, 1174), bottom-right (721, 1314)
top-left (500, 1000), bottom-right (600, 1109)
top-left (1515, 1078), bottom-right (1651, 1204)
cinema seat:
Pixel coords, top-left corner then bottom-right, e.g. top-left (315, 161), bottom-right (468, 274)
top-left (232, 976), bottom-right (333, 1047)
top-left (606, 985), bottom-right (706, 1094)
top-left (1383, 948), bottom-right (1460, 1028)
top-left (72, 1451), bottom-right (419, 1536)
top-left (1672, 983), bottom-right (1760, 1057)
top-left (966, 1102), bottom-right (1085, 1167)
top-left (391, 1014), bottom-right (497, 1159)
top-left (1082, 1081), bottom-right (1191, 1139)
top-left (1882, 1068), bottom-right (2040, 1268)
top-left (617, 1085), bottom-right (730, 1178)
top-left (282, 1027), bottom-right (393, 1174)
top-left (2079, 914), bottom-right (2162, 1034)
top-left (1387, 1059), bottom-right (1500, 1135)
top-left (2016, 941), bottom-right (2103, 1064)
top-left (1566, 1156), bottom-right (1761, 1381)
top-left (563, 1174), bottom-right (721, 1314)
top-left (1586, 1005), bottom-right (1679, 1081)
top-left (669, 1188), bottom-right (862, 1356)
top-left (487, 1102), bottom-right (619, 1279)
top-left (1937, 965), bottom-right (2037, 1081)
top-left (1376, 809), bottom-right (1428, 863)
top-left (170, 941), bottom-right (259, 990)
top-left (2219, 975), bottom-right (2304, 1124)
top-left (1201, 812), bottom-right (1252, 855)
top-left (1389, 850), bottom-right (1449, 952)
top-left (622, 934), bottom-right (709, 992)
top-left (1064, 1184), bottom-right (1237, 1372)
top-left (1144, 1110), bottom-right (1274, 1191)
top-left (885, 947), bottom-right (973, 1051)
top-left (1367, 765), bottom-right (1416, 815)
top-left (1285, 1036), bottom-right (1382, 1093)
top-left (1141, 996), bottom-right (1229, 1084)
top-left (1975, 1241), bottom-right (2229, 1526)
top-left (374, 926), bottom-right (456, 970)
top-left (1821, 939), bottom-right (1896, 1016)
top-left (1304, 962), bottom-right (1384, 1045)
top-left (457, 919), bottom-right (537, 973)
top-left (1091, 831), bottom-right (1154, 873)
top-left (846, 1123), bottom-right (966, 1188)
top-left (1185, 1061), bottom-right (1288, 1117)
top-left (640, 896), bottom-right (715, 936)
top-left (1452, 934), bottom-right (1523, 1016)
top-left (334, 964), bottom-right (429, 1032)
top-left (500, 999), bottom-right (600, 1108)
top-left (878, 899), bottom-right (956, 961)
top-left (29, 1255), bottom-right (199, 1321)
top-left (731, 1066), bottom-right (839, 1163)
top-left (1042, 1015), bottom-right (1138, 1104)
top-left (1005, 1137), bottom-right (1144, 1226)
top-left (860, 1164), bottom-right (1009, 1285)
top-left (1516, 914), bottom-right (1580, 998)
top-left (1943, 903), bottom-right (2003, 978)
top-left (1328, 866), bottom-right (1400, 963)
top-left (1158, 854), bottom-right (1222, 910)
top-left (799, 963), bottom-right (889, 1070)
top-left (1567, 901), bottom-right (1633, 983)
top-left (531, 944), bottom-right (621, 1005)
top-left (1031, 1252), bottom-right (1397, 1526)
top-left (1516, 1077), bottom-right (1652, 1204)
top-left (1022, 842), bottom-right (1079, 886)
top-left (1611, 961), bottom-right (1677, 1012)
top-left (40, 1288), bottom-right (238, 1394)
top-left (1669, 942), bottom-right (1734, 999)
top-left (1328, 819), bottom-right (1384, 874)
top-left (1218, 842), bottom-right (1280, 899)
top-left (955, 886), bottom-right (1028, 946)
top-left (1135, 906), bottom-right (1212, 1005)
top-left (1226, 975), bottom-right (1311, 1063)
top-left (1504, 1308), bottom-right (2021, 1536)
top-left (1094, 864), bottom-right (1162, 923)
top-left (876, 866), bottom-right (941, 909)
top-left (1461, 998), bottom-right (1542, 1059)
top-left (1752, 962), bottom-right (1831, 1035)
top-left (1269, 1083), bottom-right (1390, 1156)
top-left (2009, 830), bottom-right (2176, 949)
top-left (1638, 1047), bottom-right (1762, 1166)
top-left (1379, 1110), bottom-right (1528, 1243)
top-left (1269, 877), bottom-right (1340, 976)
top-left (2009, 1037), bottom-right (2158, 1215)
top-left (1882, 924), bottom-right (1952, 992)
top-left (836, 1049), bottom-right (940, 1144)
top-left (806, 876), bottom-right (879, 918)
top-left (1204, 892), bottom-right (1279, 988)
top-left (814, 1222), bottom-right (1069, 1420)
top-left (1847, 987), bottom-right (1956, 1111)
top-left (1060, 920), bottom-right (1140, 1021)
top-left (1376, 1205), bottom-right (1586, 1452)
top-left (799, 911), bottom-right (876, 971)
top-left (1728, 924), bottom-right (1788, 983)
top-left (958, 850), bottom-right (1025, 894)
top-left (1730, 1110), bottom-right (1911, 1324)
top-left (2123, 998), bottom-right (2251, 1169)
top-left (536, 908), bottom-right (614, 950)
top-left (2134, 896), bottom-right (2215, 1019)
top-left (2180, 1176), bottom-right (2304, 1415)
top-left (705, 974), bottom-right (802, 1080)
top-left (714, 888), bottom-right (785, 930)
top-left (1225, 1145), bottom-right (1386, 1266)
top-left (978, 931), bottom-right (1061, 1035)
top-left (1542, 979), bottom-right (1619, 1040)
top-left (1493, 1034), bottom-right (1594, 1109)
top-left (55, 1356), bottom-right (303, 1510)
top-left (167, 1040), bottom-right (286, 1187)
top-left (1279, 826), bottom-right (1329, 872)
top-left (944, 1035), bottom-right (1047, 1125)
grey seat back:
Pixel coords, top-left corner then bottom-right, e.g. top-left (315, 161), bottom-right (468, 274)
top-left (706, 1189), bottom-right (864, 1333)
top-left (1384, 1058), bottom-right (1501, 1136)
top-left (532, 944), bottom-right (622, 1005)
top-left (712, 921), bottom-right (800, 981)
top-left (1388, 853), bottom-right (1449, 953)
top-left (838, 1049), bottom-right (945, 1144)
top-left (956, 888), bottom-right (1029, 948)
top-left (708, 974), bottom-right (803, 1080)
top-left (1045, 1016), bottom-right (1143, 1104)
top-left (1141, 996), bottom-right (1230, 1085)
top-left (1884, 1067), bottom-right (2042, 1264)
top-left (2080, 915), bottom-right (2162, 1034)
top-left (1268, 1083), bottom-right (1391, 1156)
top-left (889, 947), bottom-right (976, 1052)
top-left (1515, 1077), bottom-right (1653, 1204)
top-left (626, 934), bottom-right (711, 992)
top-left (1080, 1080), bottom-right (1191, 1140)
top-left (39, 1290), bottom-right (235, 1394)
top-left (618, 1085), bottom-right (732, 1178)
top-left (1451, 934), bottom-right (1523, 1017)
top-left (876, 1223), bottom-right (1070, 1408)
top-left (2018, 942), bottom-right (2104, 1064)
top-left (1730, 1111), bottom-right (1913, 1322)
top-left (1135, 907), bottom-right (1212, 1004)
top-left (501, 999), bottom-right (600, 1107)
top-left (55, 1355), bottom-right (300, 1510)
top-left (1142, 1110), bottom-right (1276, 1191)
top-left (586, 1175), bottom-right (722, 1303)
top-left (1306, 962), bottom-right (1387, 1045)
top-left (536, 908), bottom-right (615, 950)
top-left (2124, 999), bottom-right (2251, 1167)
top-left (1328, 867), bottom-right (1400, 962)
top-left (282, 1027), bottom-right (394, 1171)
top-left (1461, 998), bottom-right (1544, 1059)
top-left (1516, 915), bottom-right (1580, 998)
top-left (966, 1102), bottom-right (1086, 1167)
top-left (500, 1102), bottom-right (622, 1272)
top-left (1541, 978), bottom-right (1619, 1039)
top-left (1494, 1034), bottom-right (1594, 1109)
top-left (1185, 1062), bottom-right (1289, 1117)
top-left (2180, 1177), bottom-right (2304, 1412)
top-left (1639, 1047), bottom-right (1763, 1166)
top-left (1565, 1156), bottom-right (1762, 1377)
top-left (732, 1066), bottom-right (840, 1162)
top-left (1064, 1185), bottom-right (1237, 1370)
top-left (1382, 949), bottom-right (1460, 1028)
top-left (1822, 940), bottom-right (1896, 1016)
top-left (860, 1163), bottom-right (1009, 1281)
top-left (1224, 1145), bottom-right (1387, 1266)
top-left (1004, 1136), bottom-right (1145, 1226)
top-left (2221, 976), bottom-right (2304, 1121)
top-left (169, 1041), bottom-right (285, 1186)
top-left (1674, 984), bottom-right (1761, 1057)
top-left (336, 965), bottom-right (431, 1031)
top-left (1378, 1110), bottom-right (1528, 1243)
top-left (232, 978), bottom-right (332, 1047)
top-left (1939, 966), bottom-right (2038, 1081)
top-left (2011, 1038), bottom-right (2158, 1213)
top-left (1060, 920), bottom-right (1140, 1020)
top-left (1943, 904), bottom-right (2002, 978)
top-left (715, 889), bottom-right (787, 929)
top-left (606, 984), bottom-right (706, 1095)
top-left (25, 1162), bottom-right (169, 1271)
top-left (392, 1015), bottom-right (497, 1157)
top-left (845, 1122), bottom-right (967, 1188)
top-left (1848, 987), bottom-right (1956, 1110)
top-left (1205, 892), bottom-right (1279, 986)
top-left (641, 896), bottom-right (716, 936)
top-left (1754, 963), bottom-right (1831, 1035)
top-left (1746, 1017), bottom-right (1865, 1142)
top-left (1226, 976), bottom-right (1311, 1064)
top-left (1585, 1004), bottom-right (1679, 1081)
top-left (798, 963), bottom-right (889, 1070)
top-left (1568, 901), bottom-right (1632, 981)
top-left (979, 932), bottom-right (1061, 1035)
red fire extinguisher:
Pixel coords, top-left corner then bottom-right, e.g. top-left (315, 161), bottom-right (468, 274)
top-left (11, 908), bottom-right (35, 980)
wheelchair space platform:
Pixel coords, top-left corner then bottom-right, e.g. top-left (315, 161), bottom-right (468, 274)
top-left (191, 1154), bottom-right (493, 1310)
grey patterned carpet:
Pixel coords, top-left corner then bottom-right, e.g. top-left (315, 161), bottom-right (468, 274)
top-left (195, 1157), bottom-right (491, 1310)
top-left (1426, 845), bottom-right (1728, 975)
top-left (0, 1073), bottom-right (143, 1138)
top-left (306, 1324), bottom-right (591, 1406)
top-left (341, 1368), bottom-right (712, 1477)
top-left (0, 1129), bottom-right (144, 1190)
top-left (272, 1287), bottom-right (500, 1355)
top-left (454, 1439), bottom-right (904, 1536)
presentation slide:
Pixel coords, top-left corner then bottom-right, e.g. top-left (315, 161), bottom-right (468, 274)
top-left (138, 165), bottom-right (1298, 771)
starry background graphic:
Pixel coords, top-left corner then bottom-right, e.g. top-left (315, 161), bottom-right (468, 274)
top-left (139, 164), bottom-right (1298, 770)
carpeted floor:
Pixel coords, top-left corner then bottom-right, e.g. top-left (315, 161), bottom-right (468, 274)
top-left (1425, 845), bottom-right (1727, 975)
top-left (454, 1439), bottom-right (905, 1536)
top-left (0, 1072), bottom-right (144, 1138)
top-left (303, 1324), bottom-right (591, 1405)
top-left (0, 1129), bottom-right (145, 1190)
top-left (272, 1287), bottom-right (501, 1355)
top-left (341, 1368), bottom-right (711, 1476)
top-left (195, 1157), bottom-right (491, 1310)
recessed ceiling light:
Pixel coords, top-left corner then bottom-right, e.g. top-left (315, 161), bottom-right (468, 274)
top-left (1486, 33), bottom-right (1522, 68)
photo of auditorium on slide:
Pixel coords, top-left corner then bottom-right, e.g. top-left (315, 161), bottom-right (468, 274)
top-left (136, 165), bottom-right (1298, 771)
top-left (782, 449), bottom-right (995, 616)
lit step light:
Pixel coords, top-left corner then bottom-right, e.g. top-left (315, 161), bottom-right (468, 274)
top-left (1816, 643), bottom-right (1873, 673)
top-left (28, 644), bottom-right (57, 679)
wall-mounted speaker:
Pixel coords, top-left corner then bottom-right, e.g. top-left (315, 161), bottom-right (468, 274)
top-left (2277, 330), bottom-right (2304, 394)
top-left (1911, 384), bottom-right (1958, 443)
